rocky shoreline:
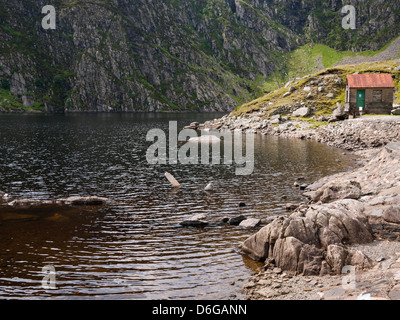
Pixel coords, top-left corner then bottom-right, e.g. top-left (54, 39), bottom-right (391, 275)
top-left (242, 144), bottom-right (400, 300)
top-left (196, 114), bottom-right (400, 300)
top-left (0, 195), bottom-right (109, 207)
top-left (194, 112), bottom-right (400, 151)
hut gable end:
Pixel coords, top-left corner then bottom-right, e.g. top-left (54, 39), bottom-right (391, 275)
top-left (346, 73), bottom-right (395, 115)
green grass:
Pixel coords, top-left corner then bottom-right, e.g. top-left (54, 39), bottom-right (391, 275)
top-left (0, 89), bottom-right (24, 110)
top-left (22, 102), bottom-right (45, 112)
top-left (261, 36), bottom-right (400, 93)
top-left (233, 59), bottom-right (400, 118)
top-left (0, 89), bottom-right (46, 112)
top-left (362, 114), bottom-right (400, 117)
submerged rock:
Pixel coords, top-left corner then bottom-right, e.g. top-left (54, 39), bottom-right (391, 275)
top-left (0, 191), bottom-right (9, 201)
top-left (8, 199), bottom-right (52, 206)
top-left (204, 182), bottom-right (214, 191)
top-left (286, 203), bottom-right (300, 211)
top-left (55, 196), bottom-right (109, 206)
top-left (0, 212), bottom-right (39, 222)
top-left (180, 213), bottom-right (209, 227)
top-left (8, 196), bottom-right (109, 207)
top-left (229, 215), bottom-right (247, 226)
top-left (220, 216), bottom-right (230, 223)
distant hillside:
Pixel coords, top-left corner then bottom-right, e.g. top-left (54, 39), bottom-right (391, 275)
top-left (1, 0), bottom-right (400, 112)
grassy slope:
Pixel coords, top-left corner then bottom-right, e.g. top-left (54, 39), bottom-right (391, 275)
top-left (262, 37), bottom-right (400, 93)
top-left (232, 35), bottom-right (400, 118)
top-left (233, 60), bottom-right (400, 118)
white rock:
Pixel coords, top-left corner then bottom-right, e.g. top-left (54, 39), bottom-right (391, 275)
top-left (180, 214), bottom-right (209, 227)
top-left (271, 118), bottom-right (280, 124)
top-left (239, 218), bottom-right (261, 229)
top-left (292, 107), bottom-right (310, 117)
top-left (165, 172), bottom-right (181, 187)
top-left (205, 182), bottom-right (214, 191)
top-left (188, 135), bottom-right (221, 144)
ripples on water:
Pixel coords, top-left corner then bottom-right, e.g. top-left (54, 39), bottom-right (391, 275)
top-left (0, 113), bottom-right (355, 299)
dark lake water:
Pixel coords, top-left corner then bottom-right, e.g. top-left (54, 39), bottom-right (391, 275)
top-left (0, 113), bottom-right (355, 300)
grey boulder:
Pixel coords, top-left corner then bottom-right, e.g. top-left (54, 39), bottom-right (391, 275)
top-left (180, 213), bottom-right (209, 227)
top-left (239, 199), bottom-right (374, 275)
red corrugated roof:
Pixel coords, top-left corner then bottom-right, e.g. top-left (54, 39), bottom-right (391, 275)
top-left (347, 74), bottom-right (394, 88)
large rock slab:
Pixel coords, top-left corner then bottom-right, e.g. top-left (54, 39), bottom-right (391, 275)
top-left (8, 199), bottom-right (53, 206)
top-left (8, 196), bottom-right (109, 207)
top-left (55, 196), bottom-right (109, 206)
top-left (292, 107), bottom-right (311, 117)
top-left (332, 106), bottom-right (348, 121)
top-left (180, 213), bottom-right (209, 227)
top-left (305, 181), bottom-right (362, 204)
top-left (239, 199), bottom-right (374, 275)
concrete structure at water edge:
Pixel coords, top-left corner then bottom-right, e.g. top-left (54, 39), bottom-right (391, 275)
top-left (345, 74), bottom-right (395, 115)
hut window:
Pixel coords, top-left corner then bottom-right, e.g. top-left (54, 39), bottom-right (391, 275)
top-left (373, 90), bottom-right (382, 102)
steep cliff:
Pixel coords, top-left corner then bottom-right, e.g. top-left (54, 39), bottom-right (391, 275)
top-left (0, 0), bottom-right (399, 112)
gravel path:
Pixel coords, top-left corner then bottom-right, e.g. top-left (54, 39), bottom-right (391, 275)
top-left (335, 36), bottom-right (400, 66)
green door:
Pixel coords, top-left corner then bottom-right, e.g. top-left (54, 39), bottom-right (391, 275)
top-left (356, 90), bottom-right (365, 109)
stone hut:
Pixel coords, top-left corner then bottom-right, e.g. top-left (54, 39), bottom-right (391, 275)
top-left (345, 74), bottom-right (394, 115)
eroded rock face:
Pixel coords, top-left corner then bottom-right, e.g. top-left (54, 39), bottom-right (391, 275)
top-left (305, 181), bottom-right (362, 204)
top-left (273, 236), bottom-right (325, 276)
top-left (239, 199), bottom-right (374, 275)
top-left (324, 244), bottom-right (375, 275)
top-left (382, 206), bottom-right (400, 224)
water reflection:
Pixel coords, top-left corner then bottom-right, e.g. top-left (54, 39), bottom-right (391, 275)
top-left (0, 113), bottom-right (355, 299)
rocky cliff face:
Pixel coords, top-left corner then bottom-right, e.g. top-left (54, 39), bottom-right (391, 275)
top-left (0, 0), bottom-right (399, 112)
